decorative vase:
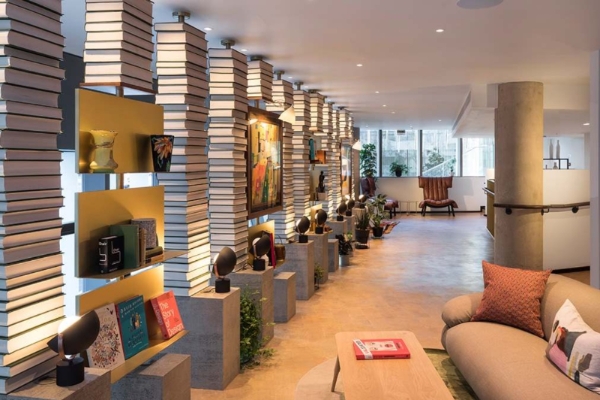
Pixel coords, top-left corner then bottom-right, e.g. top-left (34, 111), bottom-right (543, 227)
top-left (150, 135), bottom-right (174, 172)
top-left (89, 130), bottom-right (118, 173)
top-left (355, 229), bottom-right (370, 244)
top-left (549, 139), bottom-right (554, 159)
top-left (340, 255), bottom-right (350, 267)
top-left (372, 227), bottom-right (384, 238)
top-left (395, 170), bottom-right (403, 177)
top-left (556, 140), bottom-right (561, 159)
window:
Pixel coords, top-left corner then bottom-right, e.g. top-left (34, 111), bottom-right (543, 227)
top-left (462, 138), bottom-right (495, 176)
top-left (421, 130), bottom-right (459, 177)
top-left (381, 130), bottom-right (418, 177)
top-left (360, 129), bottom-right (380, 176)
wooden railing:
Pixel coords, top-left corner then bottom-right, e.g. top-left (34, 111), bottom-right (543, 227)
top-left (493, 202), bottom-right (590, 215)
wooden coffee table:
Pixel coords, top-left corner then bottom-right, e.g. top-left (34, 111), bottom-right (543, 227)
top-left (332, 331), bottom-right (454, 400)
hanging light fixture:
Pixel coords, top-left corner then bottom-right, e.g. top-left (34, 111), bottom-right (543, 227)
top-left (352, 140), bottom-right (362, 150)
top-left (279, 105), bottom-right (296, 124)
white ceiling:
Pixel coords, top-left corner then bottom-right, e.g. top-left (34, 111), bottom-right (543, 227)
top-left (62, 0), bottom-right (600, 132)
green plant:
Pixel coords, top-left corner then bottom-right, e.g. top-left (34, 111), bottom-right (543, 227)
top-left (240, 289), bottom-right (274, 368)
top-left (389, 161), bottom-right (408, 176)
top-left (359, 143), bottom-right (377, 178)
top-left (314, 263), bottom-right (325, 287)
top-left (336, 234), bottom-right (353, 255)
top-left (355, 208), bottom-right (371, 230)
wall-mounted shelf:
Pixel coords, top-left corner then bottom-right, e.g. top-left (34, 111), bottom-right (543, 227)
top-left (543, 158), bottom-right (570, 170)
top-left (83, 250), bottom-right (187, 280)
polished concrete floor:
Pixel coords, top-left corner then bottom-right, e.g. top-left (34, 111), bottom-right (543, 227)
top-left (192, 213), bottom-right (496, 399)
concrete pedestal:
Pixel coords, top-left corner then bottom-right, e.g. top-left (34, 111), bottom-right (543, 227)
top-left (112, 354), bottom-right (191, 400)
top-left (345, 215), bottom-right (356, 237)
top-left (306, 232), bottom-right (329, 282)
top-left (229, 267), bottom-right (274, 344)
top-left (328, 220), bottom-right (346, 237)
top-left (7, 369), bottom-right (110, 400)
top-left (328, 239), bottom-right (339, 273)
top-left (281, 242), bottom-right (315, 300)
top-left (162, 289), bottom-right (240, 390)
top-left (274, 271), bottom-right (296, 322)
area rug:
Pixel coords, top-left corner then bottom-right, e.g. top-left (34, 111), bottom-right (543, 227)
top-left (294, 349), bottom-right (477, 400)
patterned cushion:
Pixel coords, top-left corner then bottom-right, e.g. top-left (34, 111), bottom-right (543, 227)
top-left (547, 299), bottom-right (600, 393)
top-left (471, 261), bottom-right (552, 337)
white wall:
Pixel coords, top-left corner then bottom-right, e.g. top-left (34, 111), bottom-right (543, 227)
top-left (543, 170), bottom-right (590, 270)
top-left (375, 176), bottom-right (487, 212)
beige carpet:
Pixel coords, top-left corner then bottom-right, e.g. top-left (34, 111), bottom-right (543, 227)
top-left (295, 350), bottom-right (478, 400)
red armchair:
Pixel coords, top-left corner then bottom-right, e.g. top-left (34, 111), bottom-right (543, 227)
top-left (418, 176), bottom-right (458, 216)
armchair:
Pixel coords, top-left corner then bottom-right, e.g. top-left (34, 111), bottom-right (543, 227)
top-left (418, 176), bottom-right (458, 216)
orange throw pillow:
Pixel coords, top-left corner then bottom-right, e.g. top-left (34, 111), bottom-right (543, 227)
top-left (471, 261), bottom-right (552, 337)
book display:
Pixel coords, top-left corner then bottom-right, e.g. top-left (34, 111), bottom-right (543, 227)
top-left (207, 41), bottom-right (249, 269)
top-left (0, 0), bottom-right (66, 393)
top-left (150, 290), bottom-right (184, 339)
top-left (83, 0), bottom-right (154, 93)
top-left (330, 108), bottom-right (342, 210)
top-left (292, 84), bottom-right (313, 218)
top-left (247, 56), bottom-right (273, 102)
top-left (318, 99), bottom-right (334, 214)
top-left (266, 74), bottom-right (296, 241)
top-left (155, 15), bottom-right (211, 297)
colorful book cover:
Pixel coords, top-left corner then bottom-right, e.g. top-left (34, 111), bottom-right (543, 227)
top-left (116, 295), bottom-right (149, 359)
top-left (150, 290), bottom-right (185, 340)
top-left (353, 338), bottom-right (411, 360)
top-left (109, 225), bottom-right (139, 269)
top-left (86, 303), bottom-right (125, 369)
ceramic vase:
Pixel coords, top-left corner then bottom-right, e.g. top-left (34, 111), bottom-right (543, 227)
top-left (89, 130), bottom-right (118, 173)
top-left (150, 135), bottom-right (174, 172)
top-left (556, 140), bottom-right (561, 159)
top-left (549, 139), bottom-right (554, 159)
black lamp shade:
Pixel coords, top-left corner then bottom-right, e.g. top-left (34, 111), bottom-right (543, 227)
top-left (47, 311), bottom-right (100, 357)
top-left (347, 199), bottom-right (356, 209)
top-left (337, 202), bottom-right (348, 215)
top-left (296, 216), bottom-right (310, 234)
top-left (316, 209), bottom-right (328, 226)
top-left (214, 247), bottom-right (236, 277)
top-left (358, 195), bottom-right (366, 202)
top-left (253, 234), bottom-right (271, 257)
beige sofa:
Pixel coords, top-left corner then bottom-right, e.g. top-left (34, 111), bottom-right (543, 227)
top-left (442, 274), bottom-right (599, 400)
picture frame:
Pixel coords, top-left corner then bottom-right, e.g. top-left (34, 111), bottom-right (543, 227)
top-left (247, 107), bottom-right (284, 219)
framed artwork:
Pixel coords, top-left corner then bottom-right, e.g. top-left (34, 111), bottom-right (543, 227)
top-left (247, 107), bottom-right (283, 219)
top-left (341, 144), bottom-right (352, 197)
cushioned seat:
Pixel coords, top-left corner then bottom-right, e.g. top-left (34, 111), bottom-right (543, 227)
top-left (418, 176), bottom-right (458, 216)
top-left (384, 199), bottom-right (399, 217)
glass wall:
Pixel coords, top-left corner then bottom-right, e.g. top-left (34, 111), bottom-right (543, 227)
top-left (381, 130), bottom-right (419, 177)
top-left (462, 138), bottom-right (495, 176)
top-left (421, 130), bottom-right (459, 177)
top-left (359, 129), bottom-right (380, 176)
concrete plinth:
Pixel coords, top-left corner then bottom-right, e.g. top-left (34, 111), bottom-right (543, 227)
top-left (328, 220), bottom-right (346, 237)
top-left (328, 239), bottom-right (339, 273)
top-left (345, 215), bottom-right (356, 237)
top-left (112, 354), bottom-right (191, 400)
top-left (280, 242), bottom-right (315, 300)
top-left (274, 271), bottom-right (296, 322)
top-left (495, 82), bottom-right (544, 270)
top-left (7, 369), bottom-right (110, 400)
top-left (162, 288), bottom-right (240, 390)
top-left (306, 232), bottom-right (329, 282)
top-left (229, 267), bottom-right (274, 344)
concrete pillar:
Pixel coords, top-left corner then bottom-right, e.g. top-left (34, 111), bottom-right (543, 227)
top-left (590, 51), bottom-right (600, 288)
top-left (495, 82), bottom-right (544, 270)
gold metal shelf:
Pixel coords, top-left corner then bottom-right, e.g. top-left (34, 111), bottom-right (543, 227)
top-left (82, 250), bottom-right (187, 280)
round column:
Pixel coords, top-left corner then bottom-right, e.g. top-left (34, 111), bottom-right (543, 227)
top-left (495, 82), bottom-right (544, 270)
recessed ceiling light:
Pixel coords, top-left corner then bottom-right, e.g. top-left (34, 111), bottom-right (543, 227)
top-left (392, 112), bottom-right (396, 114)
top-left (375, 91), bottom-right (380, 94)
top-left (457, 0), bottom-right (503, 10)
top-left (204, 27), bottom-right (212, 31)
top-left (439, 119), bottom-right (442, 122)
top-left (288, 76), bottom-right (293, 79)
top-left (584, 122), bottom-right (590, 126)
top-left (241, 49), bottom-right (248, 52)
top-left (383, 105), bottom-right (387, 107)
top-left (357, 64), bottom-right (363, 67)
top-left (436, 29), bottom-right (445, 33)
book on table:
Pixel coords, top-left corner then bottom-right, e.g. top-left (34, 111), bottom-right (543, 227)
top-left (353, 338), bottom-right (411, 360)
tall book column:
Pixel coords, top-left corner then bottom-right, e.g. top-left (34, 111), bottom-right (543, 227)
top-left (291, 84), bottom-right (312, 217)
top-left (319, 100), bottom-right (334, 215)
top-left (0, 0), bottom-right (65, 393)
top-left (309, 91), bottom-right (327, 210)
top-left (155, 16), bottom-right (211, 297)
top-left (331, 108), bottom-right (342, 209)
top-left (247, 56), bottom-right (273, 103)
top-left (266, 73), bottom-right (296, 241)
top-left (207, 41), bottom-right (249, 269)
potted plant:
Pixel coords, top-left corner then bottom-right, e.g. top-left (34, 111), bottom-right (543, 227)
top-left (354, 208), bottom-right (371, 246)
top-left (369, 194), bottom-right (387, 238)
top-left (314, 263), bottom-right (325, 289)
top-left (336, 234), bottom-right (353, 267)
top-left (360, 143), bottom-right (377, 179)
top-left (389, 161), bottom-right (408, 177)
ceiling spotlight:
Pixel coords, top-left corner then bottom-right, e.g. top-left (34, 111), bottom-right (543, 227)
top-left (439, 119), bottom-right (442, 122)
top-left (436, 29), bottom-right (445, 33)
top-left (288, 76), bottom-right (293, 79)
top-left (383, 105), bottom-right (387, 107)
top-left (241, 49), bottom-right (248, 52)
top-left (457, 0), bottom-right (504, 9)
top-left (392, 112), bottom-right (396, 114)
top-left (584, 122), bottom-right (590, 126)
top-left (375, 91), bottom-right (380, 94)
top-left (357, 64), bottom-right (363, 67)
top-left (204, 27), bottom-right (212, 31)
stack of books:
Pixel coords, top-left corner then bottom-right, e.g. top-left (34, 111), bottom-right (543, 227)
top-left (247, 57), bottom-right (273, 102)
top-left (0, 0), bottom-right (66, 393)
top-left (266, 78), bottom-right (296, 241)
top-left (309, 91), bottom-right (324, 133)
top-left (154, 21), bottom-right (210, 297)
top-left (291, 88), bottom-right (312, 219)
top-left (317, 101), bottom-right (333, 214)
top-left (83, 0), bottom-right (154, 91)
top-left (207, 46), bottom-right (249, 269)
top-left (330, 109), bottom-right (342, 210)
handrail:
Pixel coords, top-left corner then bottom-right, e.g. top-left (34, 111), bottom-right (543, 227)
top-left (494, 201), bottom-right (590, 215)
top-left (482, 188), bottom-right (494, 197)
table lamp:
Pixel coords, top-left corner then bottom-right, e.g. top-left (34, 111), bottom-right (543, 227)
top-left (337, 201), bottom-right (347, 221)
top-left (315, 209), bottom-right (328, 234)
top-left (213, 247), bottom-right (236, 293)
top-left (358, 194), bottom-right (367, 209)
top-left (296, 216), bottom-right (310, 243)
top-left (252, 233), bottom-right (271, 271)
top-left (47, 311), bottom-right (101, 387)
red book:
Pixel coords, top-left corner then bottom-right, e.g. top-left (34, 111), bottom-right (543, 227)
top-left (353, 338), bottom-right (411, 360)
top-left (150, 290), bottom-right (185, 339)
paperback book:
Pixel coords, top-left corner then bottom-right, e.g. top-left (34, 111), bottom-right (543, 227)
top-left (86, 303), bottom-right (125, 369)
top-left (116, 295), bottom-right (149, 359)
top-left (353, 338), bottom-right (411, 360)
top-left (150, 290), bottom-right (184, 339)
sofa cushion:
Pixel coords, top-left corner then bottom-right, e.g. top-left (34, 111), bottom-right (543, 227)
top-left (445, 322), bottom-right (598, 400)
top-left (471, 261), bottom-right (551, 337)
top-left (441, 292), bottom-right (482, 328)
top-left (546, 299), bottom-right (600, 393)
